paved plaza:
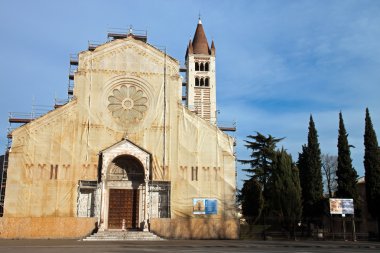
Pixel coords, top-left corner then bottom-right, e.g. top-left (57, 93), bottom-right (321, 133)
top-left (0, 239), bottom-right (380, 253)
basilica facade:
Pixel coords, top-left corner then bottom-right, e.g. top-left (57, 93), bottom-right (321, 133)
top-left (0, 20), bottom-right (238, 239)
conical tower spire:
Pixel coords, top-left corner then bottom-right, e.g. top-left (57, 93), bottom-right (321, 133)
top-left (211, 40), bottom-right (215, 56)
top-left (192, 18), bottom-right (210, 55)
top-left (185, 39), bottom-right (193, 59)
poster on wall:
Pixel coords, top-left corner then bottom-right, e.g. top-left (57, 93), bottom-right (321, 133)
top-left (329, 198), bottom-right (354, 214)
top-left (193, 198), bottom-right (218, 215)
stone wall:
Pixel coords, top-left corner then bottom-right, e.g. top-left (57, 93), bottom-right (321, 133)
top-left (150, 218), bottom-right (239, 239)
top-left (0, 217), bottom-right (96, 239)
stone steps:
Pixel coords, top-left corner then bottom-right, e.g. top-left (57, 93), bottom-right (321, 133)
top-left (83, 230), bottom-right (165, 241)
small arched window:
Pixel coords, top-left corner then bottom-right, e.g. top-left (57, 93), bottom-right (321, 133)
top-left (200, 78), bottom-right (205, 86)
top-left (200, 63), bottom-right (204, 71)
top-left (205, 62), bottom-right (209, 71)
top-left (195, 77), bottom-right (199, 86)
top-left (205, 78), bottom-right (209, 87)
top-left (195, 62), bottom-right (199, 71)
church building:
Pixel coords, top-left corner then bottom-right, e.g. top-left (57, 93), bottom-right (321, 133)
top-left (0, 19), bottom-right (238, 239)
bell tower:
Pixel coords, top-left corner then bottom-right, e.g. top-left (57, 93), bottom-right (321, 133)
top-left (185, 18), bottom-right (216, 124)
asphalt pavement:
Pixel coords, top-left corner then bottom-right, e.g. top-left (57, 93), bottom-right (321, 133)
top-left (0, 239), bottom-right (379, 253)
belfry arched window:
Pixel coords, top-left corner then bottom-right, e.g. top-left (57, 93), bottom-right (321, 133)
top-left (200, 63), bottom-right (204, 71)
top-left (195, 77), bottom-right (200, 86)
top-left (205, 62), bottom-right (209, 71)
top-left (200, 78), bottom-right (205, 86)
top-left (205, 78), bottom-right (209, 87)
top-left (195, 62), bottom-right (199, 71)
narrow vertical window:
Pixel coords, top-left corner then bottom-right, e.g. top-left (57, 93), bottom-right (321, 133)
top-left (200, 78), bottom-right (204, 86)
top-left (205, 78), bottom-right (209, 87)
top-left (205, 62), bottom-right (209, 71)
top-left (195, 62), bottom-right (199, 71)
top-left (50, 164), bottom-right (58, 180)
top-left (195, 77), bottom-right (199, 86)
top-left (50, 165), bottom-right (53, 179)
top-left (200, 62), bottom-right (204, 71)
top-left (191, 166), bottom-right (198, 181)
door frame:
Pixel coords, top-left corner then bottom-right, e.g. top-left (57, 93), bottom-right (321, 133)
top-left (98, 139), bottom-right (151, 232)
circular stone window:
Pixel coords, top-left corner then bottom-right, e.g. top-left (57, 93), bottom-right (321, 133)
top-left (107, 85), bottom-right (148, 122)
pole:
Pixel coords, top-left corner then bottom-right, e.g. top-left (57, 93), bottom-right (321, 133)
top-left (332, 214), bottom-right (335, 240)
top-left (342, 214), bottom-right (346, 241)
top-left (352, 214), bottom-right (356, 241)
top-left (263, 209), bottom-right (266, 240)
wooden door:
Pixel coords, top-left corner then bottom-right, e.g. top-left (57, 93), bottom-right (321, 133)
top-left (108, 189), bottom-right (139, 229)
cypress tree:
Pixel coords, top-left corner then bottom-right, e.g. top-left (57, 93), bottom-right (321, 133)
top-left (268, 149), bottom-right (286, 220)
top-left (298, 115), bottom-right (324, 224)
top-left (291, 163), bottom-right (303, 219)
top-left (298, 144), bottom-right (308, 199)
top-left (239, 178), bottom-right (264, 224)
top-left (336, 112), bottom-right (358, 204)
top-left (269, 149), bottom-right (302, 236)
top-left (298, 144), bottom-right (308, 197)
top-left (363, 108), bottom-right (380, 235)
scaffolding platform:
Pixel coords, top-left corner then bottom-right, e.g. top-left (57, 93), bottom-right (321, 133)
top-left (9, 118), bottom-right (32, 124)
top-left (107, 28), bottom-right (147, 42)
top-left (0, 150), bottom-right (9, 217)
top-left (218, 126), bottom-right (236, 132)
top-left (88, 41), bottom-right (101, 51)
top-left (68, 79), bottom-right (74, 96)
top-left (54, 98), bottom-right (69, 109)
top-left (68, 55), bottom-right (78, 98)
top-left (70, 54), bottom-right (78, 65)
top-left (8, 112), bottom-right (45, 125)
top-left (217, 121), bottom-right (237, 132)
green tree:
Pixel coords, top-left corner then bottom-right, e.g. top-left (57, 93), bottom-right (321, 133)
top-left (297, 115), bottom-right (324, 225)
top-left (269, 149), bottom-right (302, 236)
top-left (239, 132), bottom-right (283, 232)
top-left (364, 108), bottom-right (380, 237)
top-left (290, 162), bottom-right (303, 237)
top-left (239, 132), bottom-right (283, 201)
top-left (239, 178), bottom-right (264, 224)
top-left (336, 112), bottom-right (358, 204)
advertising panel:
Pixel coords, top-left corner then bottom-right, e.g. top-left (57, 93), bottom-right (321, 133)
top-left (329, 198), bottom-right (354, 214)
top-left (193, 198), bottom-right (218, 215)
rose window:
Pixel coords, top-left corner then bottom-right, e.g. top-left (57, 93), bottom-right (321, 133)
top-left (107, 85), bottom-right (148, 122)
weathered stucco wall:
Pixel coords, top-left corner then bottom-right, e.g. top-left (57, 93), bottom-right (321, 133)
top-left (171, 106), bottom-right (236, 219)
top-left (3, 38), bottom-right (182, 218)
top-left (150, 218), bottom-right (239, 239)
top-left (0, 217), bottom-right (96, 239)
top-left (4, 101), bottom-right (87, 217)
top-left (1, 36), bottom-right (236, 238)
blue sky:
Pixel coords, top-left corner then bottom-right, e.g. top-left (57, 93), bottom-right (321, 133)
top-left (1, 0), bottom-right (380, 189)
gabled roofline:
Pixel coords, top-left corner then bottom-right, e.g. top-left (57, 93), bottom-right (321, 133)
top-left (79, 36), bottom-right (179, 65)
top-left (100, 137), bottom-right (152, 156)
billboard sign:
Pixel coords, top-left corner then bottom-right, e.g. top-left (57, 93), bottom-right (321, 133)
top-left (329, 198), bottom-right (354, 214)
top-left (193, 198), bottom-right (217, 215)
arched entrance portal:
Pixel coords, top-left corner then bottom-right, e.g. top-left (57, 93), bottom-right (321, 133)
top-left (107, 155), bottom-right (144, 229)
top-left (99, 139), bottom-right (151, 232)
